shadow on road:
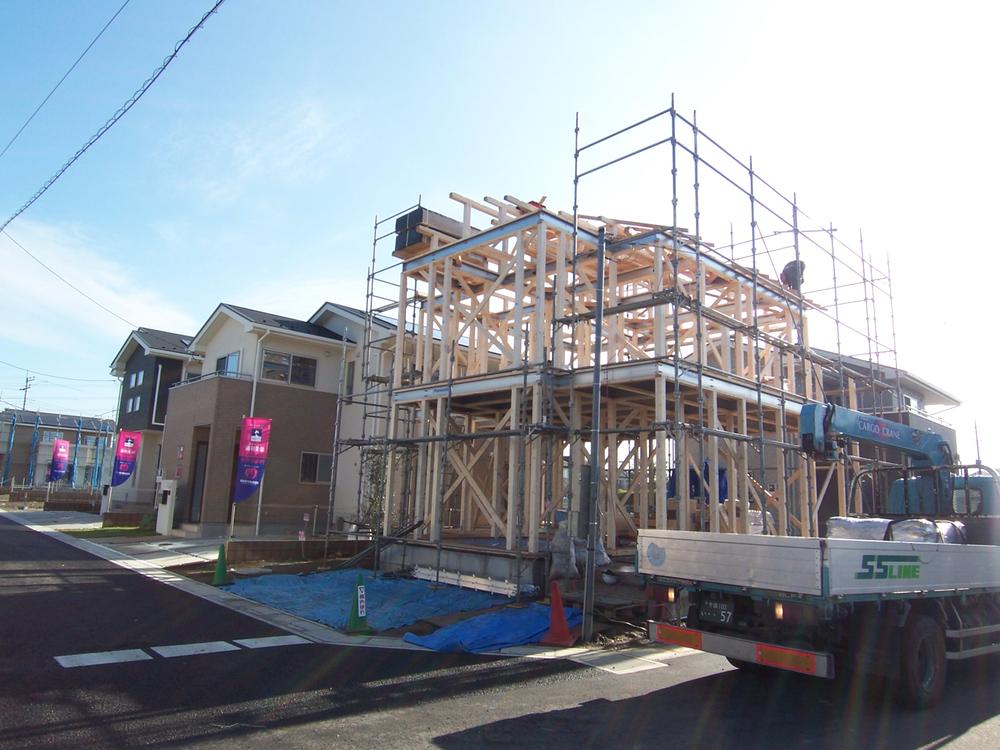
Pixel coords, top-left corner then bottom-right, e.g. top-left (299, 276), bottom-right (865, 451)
top-left (0, 646), bottom-right (585, 748)
top-left (434, 655), bottom-right (1000, 750)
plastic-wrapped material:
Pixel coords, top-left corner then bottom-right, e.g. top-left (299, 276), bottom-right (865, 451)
top-left (548, 522), bottom-right (579, 580)
top-left (573, 535), bottom-right (612, 571)
top-left (889, 518), bottom-right (940, 542)
top-left (748, 509), bottom-right (776, 535)
top-left (826, 516), bottom-right (892, 540)
top-left (936, 520), bottom-right (967, 544)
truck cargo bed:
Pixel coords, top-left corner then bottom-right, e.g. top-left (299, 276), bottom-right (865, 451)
top-left (638, 529), bottom-right (1000, 599)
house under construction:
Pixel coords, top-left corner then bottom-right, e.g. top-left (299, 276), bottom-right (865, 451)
top-left (338, 102), bottom-right (944, 587)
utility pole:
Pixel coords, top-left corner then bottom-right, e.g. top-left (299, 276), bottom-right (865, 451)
top-left (20, 373), bottom-right (35, 411)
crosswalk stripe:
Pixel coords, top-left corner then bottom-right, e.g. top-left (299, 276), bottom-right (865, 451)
top-left (151, 641), bottom-right (241, 658)
top-left (234, 635), bottom-right (312, 649)
top-left (55, 649), bottom-right (152, 668)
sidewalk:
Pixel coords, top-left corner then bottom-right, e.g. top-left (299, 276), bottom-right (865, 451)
top-left (0, 508), bottom-right (224, 568)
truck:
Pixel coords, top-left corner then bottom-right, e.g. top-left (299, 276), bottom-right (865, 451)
top-left (638, 402), bottom-right (1000, 708)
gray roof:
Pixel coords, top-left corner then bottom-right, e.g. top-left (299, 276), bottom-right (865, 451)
top-left (224, 304), bottom-right (350, 342)
top-left (811, 348), bottom-right (959, 406)
top-left (134, 328), bottom-right (192, 354)
top-left (316, 301), bottom-right (397, 331)
top-left (1, 408), bottom-right (115, 432)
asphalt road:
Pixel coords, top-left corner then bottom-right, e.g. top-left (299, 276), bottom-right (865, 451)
top-left (1, 514), bottom-right (998, 750)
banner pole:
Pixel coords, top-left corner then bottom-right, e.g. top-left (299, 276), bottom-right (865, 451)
top-left (229, 501), bottom-right (237, 540)
top-left (254, 474), bottom-right (267, 536)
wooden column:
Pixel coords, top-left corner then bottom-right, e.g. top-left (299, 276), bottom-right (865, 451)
top-left (736, 399), bottom-right (750, 533)
top-left (606, 400), bottom-right (619, 550)
top-left (528, 384), bottom-right (543, 552)
top-left (655, 374), bottom-right (668, 529)
top-left (708, 391), bottom-right (720, 532)
top-left (506, 387), bottom-right (521, 550)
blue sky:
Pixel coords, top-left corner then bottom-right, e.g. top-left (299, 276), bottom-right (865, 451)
top-left (1, 1), bottom-right (998, 460)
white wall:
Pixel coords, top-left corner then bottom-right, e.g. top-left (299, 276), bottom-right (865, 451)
top-left (201, 315), bottom-right (253, 378)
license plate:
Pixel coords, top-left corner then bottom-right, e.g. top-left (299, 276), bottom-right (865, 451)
top-left (700, 597), bottom-right (734, 625)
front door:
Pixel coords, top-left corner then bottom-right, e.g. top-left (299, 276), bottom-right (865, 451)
top-left (189, 441), bottom-right (209, 523)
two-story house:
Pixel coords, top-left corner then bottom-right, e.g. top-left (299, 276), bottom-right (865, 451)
top-left (157, 303), bottom-right (372, 536)
top-left (109, 328), bottom-right (200, 507)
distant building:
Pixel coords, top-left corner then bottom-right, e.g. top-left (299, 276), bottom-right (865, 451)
top-left (108, 327), bottom-right (201, 507)
top-left (0, 409), bottom-right (116, 489)
top-left (815, 349), bottom-right (959, 453)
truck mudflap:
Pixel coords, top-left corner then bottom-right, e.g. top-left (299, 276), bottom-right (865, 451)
top-left (649, 621), bottom-right (835, 679)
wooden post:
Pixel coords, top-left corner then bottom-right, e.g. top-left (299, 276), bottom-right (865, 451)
top-left (655, 374), bottom-right (668, 529)
top-left (708, 391), bottom-right (720, 532)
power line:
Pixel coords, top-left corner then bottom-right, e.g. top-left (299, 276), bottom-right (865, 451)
top-left (1, 229), bottom-right (137, 327)
top-left (0, 0), bottom-right (132, 163)
top-left (0, 357), bottom-right (118, 383)
top-left (0, 0), bottom-right (228, 234)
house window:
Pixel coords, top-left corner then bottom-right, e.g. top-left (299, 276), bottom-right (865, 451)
top-left (262, 350), bottom-right (317, 387)
top-left (128, 372), bottom-right (136, 388)
top-left (345, 360), bottom-right (355, 396)
top-left (136, 370), bottom-right (144, 387)
top-left (300, 452), bottom-right (333, 484)
top-left (216, 352), bottom-right (240, 375)
top-left (126, 397), bottom-right (134, 413)
top-left (133, 395), bottom-right (141, 413)
top-left (42, 430), bottom-right (63, 442)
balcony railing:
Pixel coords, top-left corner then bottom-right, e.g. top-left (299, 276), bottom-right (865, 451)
top-left (169, 371), bottom-right (254, 390)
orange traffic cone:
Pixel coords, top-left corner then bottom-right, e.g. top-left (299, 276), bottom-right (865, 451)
top-left (540, 581), bottom-right (578, 647)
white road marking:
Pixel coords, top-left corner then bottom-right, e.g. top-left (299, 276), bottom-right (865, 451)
top-left (151, 641), bottom-right (241, 658)
top-left (569, 646), bottom-right (700, 674)
top-left (55, 649), bottom-right (152, 668)
top-left (234, 635), bottom-right (311, 649)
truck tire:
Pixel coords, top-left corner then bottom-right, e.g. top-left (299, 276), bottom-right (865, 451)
top-left (899, 614), bottom-right (946, 709)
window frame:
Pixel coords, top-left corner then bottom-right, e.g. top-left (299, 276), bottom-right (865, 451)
top-left (344, 360), bottom-right (355, 396)
top-left (261, 349), bottom-right (317, 388)
top-left (216, 351), bottom-right (240, 375)
top-left (299, 451), bottom-right (333, 484)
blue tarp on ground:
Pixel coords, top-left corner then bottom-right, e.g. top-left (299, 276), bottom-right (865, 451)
top-left (224, 569), bottom-right (512, 632)
top-left (402, 603), bottom-right (582, 653)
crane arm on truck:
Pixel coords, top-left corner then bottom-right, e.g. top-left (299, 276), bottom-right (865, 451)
top-left (799, 402), bottom-right (953, 468)
top-left (800, 401), bottom-right (962, 517)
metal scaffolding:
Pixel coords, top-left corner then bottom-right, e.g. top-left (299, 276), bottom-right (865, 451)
top-left (335, 98), bottom-right (903, 573)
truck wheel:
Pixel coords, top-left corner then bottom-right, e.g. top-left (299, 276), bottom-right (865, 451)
top-left (900, 614), bottom-right (946, 709)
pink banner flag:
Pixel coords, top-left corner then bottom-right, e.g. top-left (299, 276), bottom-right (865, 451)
top-left (233, 417), bottom-right (271, 502)
top-left (49, 439), bottom-right (70, 482)
top-left (111, 431), bottom-right (142, 487)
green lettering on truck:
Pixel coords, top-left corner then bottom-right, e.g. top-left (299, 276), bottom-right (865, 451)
top-left (855, 554), bottom-right (921, 580)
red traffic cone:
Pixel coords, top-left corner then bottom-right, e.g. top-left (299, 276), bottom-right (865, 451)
top-left (540, 581), bottom-right (578, 647)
